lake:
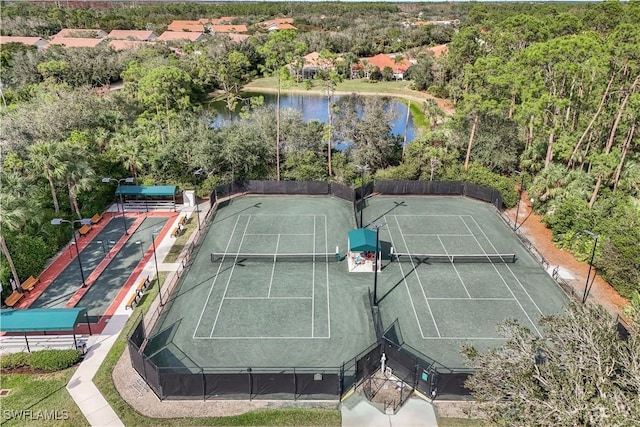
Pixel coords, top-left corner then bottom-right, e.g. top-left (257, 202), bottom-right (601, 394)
top-left (210, 92), bottom-right (417, 147)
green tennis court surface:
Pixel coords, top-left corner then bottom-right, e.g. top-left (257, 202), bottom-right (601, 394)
top-left (147, 196), bottom-right (375, 369)
top-left (364, 196), bottom-right (567, 368)
top-left (147, 195), bottom-right (567, 371)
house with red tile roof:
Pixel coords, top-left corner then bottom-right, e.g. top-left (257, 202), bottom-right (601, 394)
top-left (107, 30), bottom-right (157, 41)
top-left (201, 17), bottom-right (236, 25)
top-left (260, 18), bottom-right (296, 31)
top-left (226, 34), bottom-right (251, 43)
top-left (53, 29), bottom-right (107, 39)
top-left (48, 37), bottom-right (105, 48)
top-left (210, 25), bottom-right (248, 34)
top-left (108, 40), bottom-right (155, 51)
top-left (360, 53), bottom-right (415, 80)
top-left (427, 44), bottom-right (449, 57)
top-left (167, 21), bottom-right (205, 33)
top-left (156, 31), bottom-right (205, 42)
top-left (0, 36), bottom-right (48, 49)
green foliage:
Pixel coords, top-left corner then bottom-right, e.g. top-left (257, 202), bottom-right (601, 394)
top-left (440, 163), bottom-right (519, 207)
top-left (463, 303), bottom-right (640, 426)
top-left (1, 349), bottom-right (82, 371)
top-left (8, 235), bottom-right (55, 282)
top-left (0, 352), bottom-right (30, 370)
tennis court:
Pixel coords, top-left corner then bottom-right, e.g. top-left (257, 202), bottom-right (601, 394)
top-left (147, 196), bottom-right (376, 369)
top-left (364, 196), bottom-right (567, 369)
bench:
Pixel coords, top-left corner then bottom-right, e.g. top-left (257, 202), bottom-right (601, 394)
top-left (91, 213), bottom-right (103, 224)
top-left (135, 276), bottom-right (150, 294)
top-left (171, 227), bottom-right (181, 238)
top-left (4, 291), bottom-right (23, 308)
top-left (125, 292), bottom-right (140, 310)
top-left (21, 275), bottom-right (39, 292)
top-left (78, 224), bottom-right (91, 236)
top-left (178, 215), bottom-right (188, 226)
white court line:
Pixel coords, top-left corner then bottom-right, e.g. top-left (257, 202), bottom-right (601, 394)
top-left (403, 233), bottom-right (473, 237)
top-left (267, 234), bottom-right (281, 298)
top-left (193, 215), bottom-right (242, 339)
top-left (461, 216), bottom-right (543, 336)
top-left (428, 297), bottom-right (515, 300)
top-left (209, 217), bottom-right (253, 338)
top-left (420, 337), bottom-right (508, 340)
top-left (311, 216), bottom-right (315, 338)
top-left (325, 215), bottom-right (331, 339)
top-left (468, 215), bottom-right (545, 318)
top-left (436, 235), bottom-right (471, 298)
top-left (388, 214), bottom-right (440, 338)
top-left (393, 214), bottom-right (467, 217)
top-left (245, 233), bottom-right (315, 236)
top-left (225, 297), bottom-right (312, 300)
top-left (194, 336), bottom-right (330, 340)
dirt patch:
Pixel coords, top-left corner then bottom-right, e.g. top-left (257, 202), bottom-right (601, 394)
top-left (508, 192), bottom-right (628, 315)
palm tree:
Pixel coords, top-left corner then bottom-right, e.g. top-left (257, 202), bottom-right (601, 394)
top-left (108, 125), bottom-right (146, 180)
top-left (61, 141), bottom-right (95, 219)
top-left (0, 171), bottom-right (40, 290)
top-left (27, 141), bottom-right (66, 213)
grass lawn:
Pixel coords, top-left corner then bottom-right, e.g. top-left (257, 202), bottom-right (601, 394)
top-left (243, 76), bottom-right (433, 102)
top-left (0, 368), bottom-right (85, 427)
top-left (437, 417), bottom-right (487, 426)
top-left (162, 219), bottom-right (196, 264)
top-left (93, 272), bottom-right (341, 426)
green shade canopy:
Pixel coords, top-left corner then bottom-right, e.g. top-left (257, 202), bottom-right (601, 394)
top-left (0, 307), bottom-right (87, 332)
top-left (115, 185), bottom-right (178, 197)
top-left (348, 228), bottom-right (380, 252)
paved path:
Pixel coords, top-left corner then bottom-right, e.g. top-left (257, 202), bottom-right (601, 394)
top-left (65, 204), bottom-right (201, 427)
top-left (341, 393), bottom-right (438, 427)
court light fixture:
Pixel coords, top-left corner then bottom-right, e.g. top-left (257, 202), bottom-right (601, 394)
top-left (576, 230), bottom-right (598, 304)
top-left (102, 177), bottom-right (134, 235)
top-left (51, 218), bottom-right (92, 287)
top-left (513, 170), bottom-right (525, 231)
top-left (193, 168), bottom-right (204, 232)
top-left (370, 222), bottom-right (387, 307)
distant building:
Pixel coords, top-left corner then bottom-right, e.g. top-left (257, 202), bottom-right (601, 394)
top-left (259, 18), bottom-right (296, 32)
top-left (107, 30), bottom-right (157, 41)
top-left (210, 25), bottom-right (248, 34)
top-left (108, 40), bottom-right (155, 51)
top-left (156, 31), bottom-right (205, 42)
top-left (359, 53), bottom-right (414, 80)
top-left (53, 28), bottom-right (107, 39)
top-left (167, 21), bottom-right (205, 33)
top-left (0, 36), bottom-right (48, 49)
top-left (48, 37), bottom-right (105, 48)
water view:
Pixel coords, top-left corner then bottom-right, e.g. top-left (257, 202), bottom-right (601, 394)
top-left (210, 92), bottom-right (417, 147)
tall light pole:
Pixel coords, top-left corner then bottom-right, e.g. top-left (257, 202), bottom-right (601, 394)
top-left (51, 218), bottom-right (92, 287)
top-left (370, 222), bottom-right (386, 307)
top-left (355, 164), bottom-right (370, 228)
top-left (193, 168), bottom-right (204, 232)
top-left (151, 228), bottom-right (163, 306)
top-left (579, 230), bottom-right (599, 304)
top-left (102, 177), bottom-right (134, 235)
top-left (513, 170), bottom-right (525, 231)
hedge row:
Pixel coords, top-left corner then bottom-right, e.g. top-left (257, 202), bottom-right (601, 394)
top-left (0, 349), bottom-right (82, 371)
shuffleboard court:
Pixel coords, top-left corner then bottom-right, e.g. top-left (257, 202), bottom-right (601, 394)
top-left (147, 196), bottom-right (376, 369)
top-left (364, 196), bottom-right (568, 369)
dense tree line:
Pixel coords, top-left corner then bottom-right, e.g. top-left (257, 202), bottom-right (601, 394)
top-left (0, 2), bottom-right (638, 309)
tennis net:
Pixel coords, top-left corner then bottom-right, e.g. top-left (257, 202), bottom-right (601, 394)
top-left (211, 253), bottom-right (337, 263)
top-left (393, 253), bottom-right (517, 264)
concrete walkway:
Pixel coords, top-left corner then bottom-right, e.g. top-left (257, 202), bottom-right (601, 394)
top-left (341, 393), bottom-right (438, 427)
top-left (66, 204), bottom-right (200, 427)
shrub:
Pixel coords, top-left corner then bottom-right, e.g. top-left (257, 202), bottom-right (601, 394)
top-left (0, 352), bottom-right (30, 370)
top-left (27, 349), bottom-right (82, 371)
